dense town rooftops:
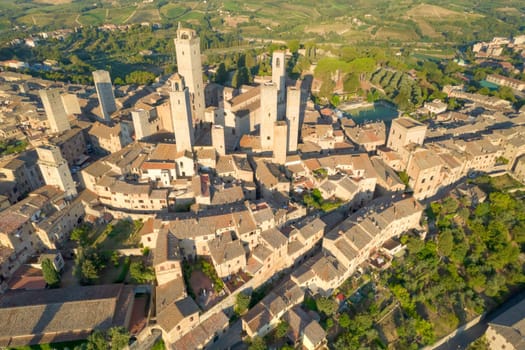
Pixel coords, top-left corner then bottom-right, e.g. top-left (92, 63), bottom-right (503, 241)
top-left (211, 186), bottom-right (244, 206)
top-left (153, 229), bottom-right (180, 266)
top-left (216, 155), bottom-right (236, 174)
top-left (156, 277), bottom-right (186, 314)
top-left (411, 149), bottom-right (445, 170)
top-left (393, 117), bottom-right (426, 129)
top-left (0, 284), bottom-right (134, 346)
top-left (150, 143), bottom-right (178, 161)
top-left (156, 296), bottom-right (199, 333)
top-left (172, 311), bottom-right (228, 350)
top-left (83, 162), bottom-right (113, 178)
top-left (208, 232), bottom-right (245, 265)
top-left (261, 227), bottom-right (288, 248)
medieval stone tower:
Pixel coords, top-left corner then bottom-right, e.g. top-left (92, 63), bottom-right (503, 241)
top-left (169, 73), bottom-right (194, 152)
top-left (174, 23), bottom-right (206, 124)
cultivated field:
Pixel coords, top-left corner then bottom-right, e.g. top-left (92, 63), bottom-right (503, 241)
top-left (0, 0), bottom-right (522, 47)
top-left (32, 0), bottom-right (72, 4)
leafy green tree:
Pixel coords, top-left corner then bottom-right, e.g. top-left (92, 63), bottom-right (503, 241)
top-left (391, 284), bottom-right (415, 316)
top-left (450, 240), bottom-right (468, 264)
top-left (398, 171), bottom-right (410, 186)
top-left (414, 318), bottom-right (434, 344)
top-left (248, 336), bottom-right (267, 350)
top-left (339, 47), bottom-right (359, 62)
top-left (294, 55), bottom-right (311, 75)
top-left (318, 79), bottom-right (335, 100)
top-left (330, 94), bottom-right (341, 107)
top-left (245, 52), bottom-right (256, 69)
top-left (275, 321), bottom-right (289, 338)
top-left (42, 258), bottom-right (60, 288)
top-left (466, 266), bottom-right (487, 292)
top-left (114, 77), bottom-right (125, 85)
top-left (473, 69), bottom-right (487, 81)
top-left (447, 97), bottom-right (462, 110)
top-left (86, 330), bottom-right (108, 350)
top-left (485, 274), bottom-right (507, 297)
top-left (235, 292), bottom-right (251, 315)
top-left (441, 197), bottom-right (459, 214)
top-left (109, 327), bottom-right (130, 350)
top-left (315, 296), bottom-right (338, 317)
top-left (348, 57), bottom-right (376, 73)
top-left (125, 70), bottom-right (156, 85)
top-left (71, 225), bottom-right (89, 245)
top-left (497, 86), bottom-right (516, 103)
top-left (444, 61), bottom-right (461, 75)
top-left (343, 73), bottom-right (360, 93)
top-left (80, 258), bottom-right (99, 284)
top-left (83, 327), bottom-right (130, 350)
top-left (326, 318), bottom-right (334, 329)
top-left (215, 63), bottom-right (228, 85)
top-left (367, 88), bottom-right (380, 102)
top-left (339, 313), bottom-right (351, 328)
top-left (287, 39), bottom-right (300, 53)
top-left (232, 66), bottom-right (251, 88)
top-left (130, 261), bottom-right (156, 284)
top-left (437, 229), bottom-right (454, 257)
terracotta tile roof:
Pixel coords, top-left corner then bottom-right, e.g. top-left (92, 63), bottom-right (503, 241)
top-left (140, 161), bottom-right (175, 170)
top-left (150, 143), bottom-right (178, 161)
top-left (156, 296), bottom-right (199, 333)
top-left (156, 277), bottom-right (186, 314)
top-left (0, 284), bottom-right (133, 344)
